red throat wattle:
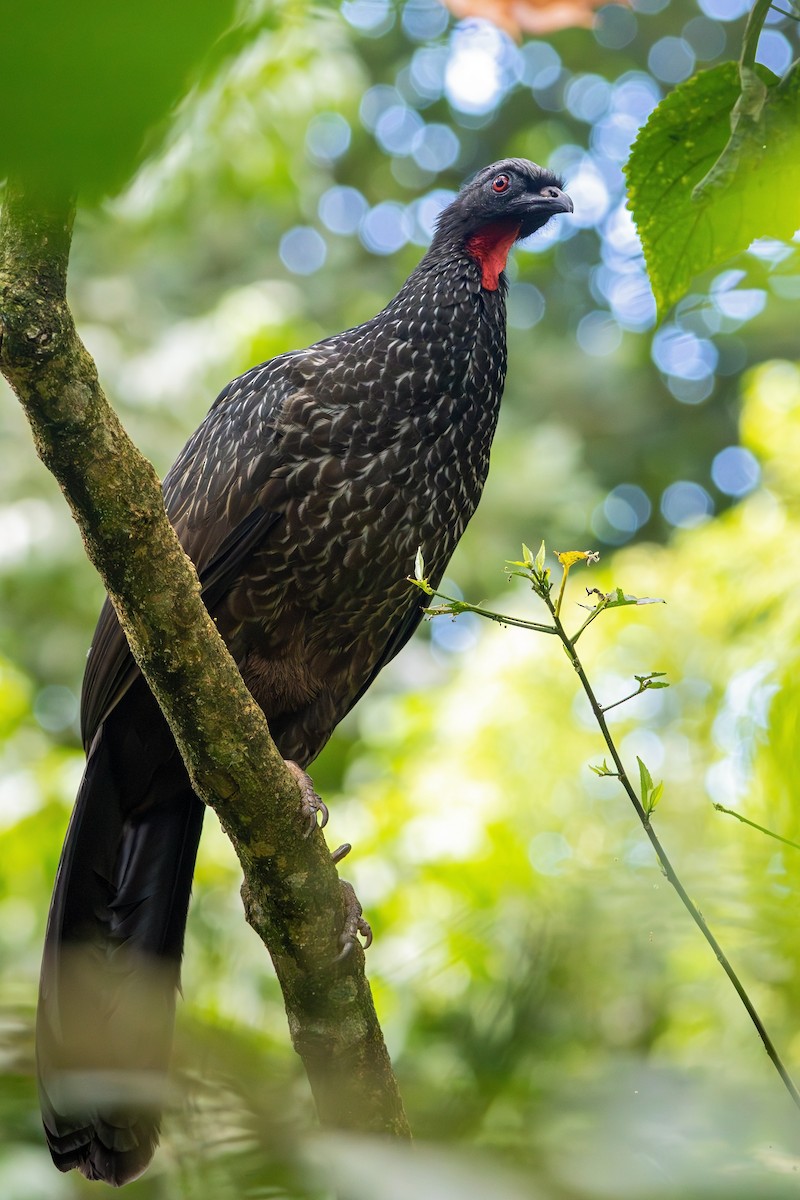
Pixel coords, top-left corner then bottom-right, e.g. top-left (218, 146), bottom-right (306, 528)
top-left (465, 220), bottom-right (521, 291)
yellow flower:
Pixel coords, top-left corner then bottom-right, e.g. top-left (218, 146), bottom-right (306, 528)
top-left (554, 550), bottom-right (600, 569)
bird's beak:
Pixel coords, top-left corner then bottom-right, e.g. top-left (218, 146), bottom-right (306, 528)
top-left (516, 186), bottom-right (573, 239)
top-left (540, 186), bottom-right (573, 214)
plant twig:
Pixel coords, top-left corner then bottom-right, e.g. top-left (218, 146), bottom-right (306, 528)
top-left (601, 687), bottom-right (645, 714)
top-left (412, 584), bottom-right (558, 635)
top-left (416, 552), bottom-right (800, 1114)
top-left (546, 598), bottom-right (800, 1112)
top-left (715, 803), bottom-right (800, 853)
top-left (770, 4), bottom-right (799, 19)
top-left (693, 0), bottom-right (774, 201)
top-left (601, 673), bottom-right (668, 714)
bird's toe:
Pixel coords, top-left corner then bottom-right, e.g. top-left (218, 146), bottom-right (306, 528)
top-left (284, 759), bottom-right (329, 834)
top-left (334, 879), bottom-right (373, 963)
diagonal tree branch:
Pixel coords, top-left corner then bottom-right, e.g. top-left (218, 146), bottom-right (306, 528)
top-left (0, 177), bottom-right (409, 1139)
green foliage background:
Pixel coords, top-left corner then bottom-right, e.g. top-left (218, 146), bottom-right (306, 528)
top-left (2, 0), bottom-right (800, 1196)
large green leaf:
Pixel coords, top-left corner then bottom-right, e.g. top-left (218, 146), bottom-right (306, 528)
top-left (0, 0), bottom-right (237, 198)
top-left (625, 62), bottom-right (800, 318)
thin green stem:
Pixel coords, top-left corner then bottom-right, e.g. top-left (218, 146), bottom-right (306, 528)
top-left (601, 685), bottom-right (645, 714)
top-left (571, 604), bottom-right (606, 645)
top-left (715, 803), bottom-right (800, 853)
top-left (692, 0), bottom-right (775, 201)
top-left (742, 0), bottom-right (774, 68)
top-left (554, 566), bottom-right (569, 618)
top-left (417, 557), bottom-right (800, 1112)
top-left (770, 5), bottom-right (800, 20)
top-left (416, 584), bottom-right (557, 636)
top-left (538, 587), bottom-right (800, 1114)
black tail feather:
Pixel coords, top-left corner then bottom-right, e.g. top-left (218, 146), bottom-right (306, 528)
top-left (37, 705), bottom-right (204, 1186)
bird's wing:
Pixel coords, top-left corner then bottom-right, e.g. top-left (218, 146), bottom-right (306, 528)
top-left (341, 592), bottom-right (429, 721)
top-left (79, 596), bottom-right (137, 750)
top-left (80, 358), bottom-right (298, 745)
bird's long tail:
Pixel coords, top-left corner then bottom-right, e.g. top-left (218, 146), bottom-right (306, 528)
top-left (36, 707), bottom-right (204, 1186)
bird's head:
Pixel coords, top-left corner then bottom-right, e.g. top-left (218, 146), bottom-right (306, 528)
top-left (433, 158), bottom-right (573, 290)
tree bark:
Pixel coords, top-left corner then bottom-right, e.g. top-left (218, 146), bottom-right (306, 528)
top-left (0, 178), bottom-right (409, 1139)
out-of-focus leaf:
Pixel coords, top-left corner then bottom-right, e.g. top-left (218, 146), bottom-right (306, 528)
top-left (442, 0), bottom-right (627, 38)
top-left (0, 659), bottom-right (31, 738)
top-left (307, 1134), bottom-right (545, 1200)
top-left (626, 62), bottom-right (800, 317)
top-left (0, 0), bottom-right (237, 198)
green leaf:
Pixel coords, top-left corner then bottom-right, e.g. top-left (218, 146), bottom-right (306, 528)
top-left (625, 62), bottom-right (800, 316)
top-left (0, 0), bottom-right (237, 198)
top-left (636, 757), bottom-right (663, 816)
top-left (589, 759), bottom-right (617, 777)
top-left (635, 671), bottom-right (670, 691)
top-left (414, 547), bottom-right (425, 582)
top-left (521, 543), bottom-right (533, 566)
top-left (535, 540), bottom-right (547, 575)
top-left (648, 781), bottom-right (664, 813)
top-left (599, 590), bottom-right (665, 609)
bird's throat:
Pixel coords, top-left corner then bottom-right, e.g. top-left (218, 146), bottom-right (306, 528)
top-left (465, 220), bottom-right (521, 291)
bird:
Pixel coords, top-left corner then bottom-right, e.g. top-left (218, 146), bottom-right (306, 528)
top-left (36, 157), bottom-right (572, 1185)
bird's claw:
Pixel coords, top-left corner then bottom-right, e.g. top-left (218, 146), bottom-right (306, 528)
top-left (282, 766), bottom-right (369, 959)
top-left (284, 759), bottom-right (328, 834)
top-left (333, 880), bottom-right (373, 964)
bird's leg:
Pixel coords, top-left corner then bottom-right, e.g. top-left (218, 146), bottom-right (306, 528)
top-left (334, 878), bottom-right (373, 963)
top-left (327, 844), bottom-right (372, 960)
top-left (284, 759), bottom-right (329, 834)
top-left (284, 768), bottom-right (371, 958)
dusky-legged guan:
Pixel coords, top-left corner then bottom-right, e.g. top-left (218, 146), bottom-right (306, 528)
top-left (37, 159), bottom-right (572, 1184)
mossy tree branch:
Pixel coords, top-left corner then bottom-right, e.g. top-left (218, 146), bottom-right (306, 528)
top-left (0, 178), bottom-right (409, 1138)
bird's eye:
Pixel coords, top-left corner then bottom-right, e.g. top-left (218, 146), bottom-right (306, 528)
top-left (491, 173), bottom-right (511, 194)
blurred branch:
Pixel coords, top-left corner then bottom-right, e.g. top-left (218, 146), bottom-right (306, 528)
top-left (0, 178), bottom-right (408, 1140)
top-left (439, 0), bottom-right (625, 40)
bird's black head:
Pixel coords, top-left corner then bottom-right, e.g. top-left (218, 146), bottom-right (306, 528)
top-left (435, 158), bottom-right (573, 246)
top-left (428, 158), bottom-right (572, 290)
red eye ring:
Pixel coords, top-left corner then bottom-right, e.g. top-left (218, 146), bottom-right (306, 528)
top-left (492, 173), bottom-right (511, 194)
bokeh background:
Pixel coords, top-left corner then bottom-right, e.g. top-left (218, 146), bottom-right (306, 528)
top-left (2, 0), bottom-right (800, 1195)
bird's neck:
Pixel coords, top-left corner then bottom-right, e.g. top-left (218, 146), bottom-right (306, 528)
top-left (421, 217), bottom-right (520, 292)
top-left (379, 236), bottom-right (511, 359)
top-left (464, 220), bottom-right (520, 291)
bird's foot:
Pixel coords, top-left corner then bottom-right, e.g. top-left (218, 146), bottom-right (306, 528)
top-left (282, 768), bottom-right (370, 959)
top-left (334, 879), bottom-right (373, 964)
top-left (284, 759), bottom-right (329, 834)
